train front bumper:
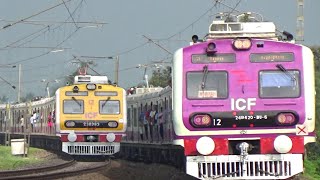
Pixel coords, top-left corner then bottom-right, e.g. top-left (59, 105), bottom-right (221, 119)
top-left (186, 154), bottom-right (303, 179)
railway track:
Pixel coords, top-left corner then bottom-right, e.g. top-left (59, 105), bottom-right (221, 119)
top-left (0, 158), bottom-right (110, 180)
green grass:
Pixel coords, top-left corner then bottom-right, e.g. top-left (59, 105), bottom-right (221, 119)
top-left (303, 159), bottom-right (320, 180)
top-left (0, 145), bottom-right (46, 170)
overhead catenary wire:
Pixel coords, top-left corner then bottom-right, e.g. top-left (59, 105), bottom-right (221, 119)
top-left (61, 0), bottom-right (79, 28)
top-left (1, 0), bottom-right (85, 50)
top-left (0, 19), bottom-right (107, 25)
top-left (165, 3), bottom-right (219, 40)
top-left (142, 35), bottom-right (173, 55)
top-left (8, 27), bottom-right (80, 65)
top-left (1, 26), bottom-right (49, 49)
top-left (1, 0), bottom-right (73, 30)
top-left (0, 75), bottom-right (16, 89)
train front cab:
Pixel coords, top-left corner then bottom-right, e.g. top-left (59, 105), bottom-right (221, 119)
top-left (55, 77), bottom-right (127, 156)
top-left (172, 42), bottom-right (316, 179)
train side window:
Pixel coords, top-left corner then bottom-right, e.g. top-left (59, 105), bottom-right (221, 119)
top-left (127, 108), bottom-right (131, 127)
top-left (259, 70), bottom-right (300, 98)
top-left (63, 100), bottom-right (84, 114)
top-left (133, 108), bottom-right (138, 127)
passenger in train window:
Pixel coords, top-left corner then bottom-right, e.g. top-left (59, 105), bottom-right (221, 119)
top-left (52, 109), bottom-right (56, 123)
top-left (149, 107), bottom-right (156, 143)
top-left (33, 111), bottom-right (39, 132)
top-left (139, 110), bottom-right (145, 140)
top-left (154, 109), bottom-right (159, 141)
top-left (48, 112), bottom-right (53, 134)
top-left (30, 113), bottom-right (35, 132)
top-left (157, 107), bottom-right (164, 143)
top-left (20, 115), bottom-right (24, 133)
top-left (143, 108), bottom-right (149, 141)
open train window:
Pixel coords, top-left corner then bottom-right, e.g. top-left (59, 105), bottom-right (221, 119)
top-left (259, 70), bottom-right (300, 98)
top-left (99, 100), bottom-right (120, 115)
top-left (63, 100), bottom-right (84, 114)
top-left (186, 71), bottom-right (228, 99)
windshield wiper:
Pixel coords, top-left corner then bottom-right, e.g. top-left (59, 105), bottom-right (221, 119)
top-left (201, 65), bottom-right (209, 90)
top-left (72, 97), bottom-right (82, 107)
top-left (101, 97), bottom-right (111, 108)
top-left (276, 64), bottom-right (296, 83)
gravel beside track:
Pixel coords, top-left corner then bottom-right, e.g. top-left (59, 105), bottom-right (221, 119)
top-left (61, 159), bottom-right (196, 180)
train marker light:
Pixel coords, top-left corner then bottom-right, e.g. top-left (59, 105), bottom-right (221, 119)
top-left (276, 113), bottom-right (295, 125)
top-left (65, 121), bottom-right (76, 127)
top-left (67, 132), bottom-right (77, 142)
top-left (108, 121), bottom-right (118, 128)
top-left (106, 133), bottom-right (116, 142)
top-left (193, 114), bottom-right (211, 127)
top-left (73, 86), bottom-right (79, 93)
top-left (196, 136), bottom-right (215, 155)
top-left (274, 135), bottom-right (292, 153)
top-left (206, 42), bottom-right (217, 54)
top-left (233, 38), bottom-right (252, 50)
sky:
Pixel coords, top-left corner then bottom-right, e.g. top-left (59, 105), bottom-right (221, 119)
top-left (0, 0), bottom-right (319, 102)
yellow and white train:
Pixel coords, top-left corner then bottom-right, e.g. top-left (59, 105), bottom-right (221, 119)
top-left (55, 75), bottom-right (127, 155)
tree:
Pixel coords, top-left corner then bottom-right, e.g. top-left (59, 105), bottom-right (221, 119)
top-left (149, 66), bottom-right (171, 88)
top-left (0, 95), bottom-right (9, 104)
top-left (20, 92), bottom-right (35, 102)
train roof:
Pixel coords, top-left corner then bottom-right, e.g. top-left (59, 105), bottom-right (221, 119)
top-left (74, 75), bottom-right (109, 84)
top-left (127, 86), bottom-right (171, 102)
top-left (205, 12), bottom-right (277, 40)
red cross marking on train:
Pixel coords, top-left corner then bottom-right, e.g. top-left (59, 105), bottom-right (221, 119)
top-left (296, 125), bottom-right (307, 135)
top-left (298, 126), bottom-right (306, 134)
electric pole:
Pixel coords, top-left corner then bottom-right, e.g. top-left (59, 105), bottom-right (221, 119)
top-left (296, 0), bottom-right (304, 42)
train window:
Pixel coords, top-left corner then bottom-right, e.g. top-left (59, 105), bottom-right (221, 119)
top-left (99, 100), bottom-right (120, 115)
top-left (259, 70), bottom-right (300, 98)
top-left (192, 54), bottom-right (236, 63)
top-left (95, 91), bottom-right (118, 96)
top-left (187, 71), bottom-right (228, 99)
top-left (63, 100), bottom-right (84, 114)
top-left (65, 91), bottom-right (88, 96)
top-left (133, 108), bottom-right (138, 127)
top-left (250, 53), bottom-right (294, 62)
top-left (127, 108), bottom-right (131, 127)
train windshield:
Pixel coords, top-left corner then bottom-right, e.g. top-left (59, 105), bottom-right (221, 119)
top-left (259, 70), bottom-right (300, 98)
top-left (187, 71), bottom-right (228, 99)
top-left (99, 100), bottom-right (120, 114)
top-left (63, 99), bottom-right (84, 114)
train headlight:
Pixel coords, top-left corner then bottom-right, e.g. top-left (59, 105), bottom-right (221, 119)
top-left (276, 113), bottom-right (296, 125)
top-left (274, 135), bottom-right (292, 153)
top-left (196, 136), bottom-right (215, 155)
top-left (206, 42), bottom-right (217, 54)
top-left (108, 121), bottom-right (118, 128)
top-left (233, 38), bottom-right (252, 50)
top-left (65, 121), bottom-right (76, 127)
top-left (87, 135), bottom-right (96, 142)
top-left (67, 132), bottom-right (77, 142)
top-left (106, 133), bottom-right (116, 142)
top-left (192, 114), bottom-right (211, 127)
top-left (86, 84), bottom-right (96, 90)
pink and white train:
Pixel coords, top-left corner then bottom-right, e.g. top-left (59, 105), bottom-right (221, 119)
top-left (124, 12), bottom-right (316, 179)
